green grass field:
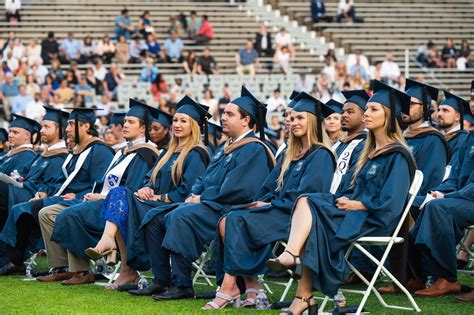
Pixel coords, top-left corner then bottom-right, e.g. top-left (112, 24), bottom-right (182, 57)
top-left (0, 257), bottom-right (473, 314)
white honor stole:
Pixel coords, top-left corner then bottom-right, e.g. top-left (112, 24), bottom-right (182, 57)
top-left (330, 138), bottom-right (364, 194)
top-left (54, 147), bottom-right (92, 197)
top-left (97, 150), bottom-right (136, 195)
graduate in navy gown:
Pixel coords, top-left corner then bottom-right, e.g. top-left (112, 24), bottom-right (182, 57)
top-left (401, 79), bottom-right (449, 214)
top-left (82, 96), bottom-right (210, 290)
top-left (0, 128), bottom-right (8, 157)
top-left (0, 114), bottom-right (38, 177)
top-left (0, 108), bottom-right (114, 278)
top-left (149, 109), bottom-right (172, 150)
top-left (207, 122), bottom-right (226, 155)
top-left (410, 124), bottom-right (473, 298)
top-left (203, 92), bottom-right (336, 309)
top-left (325, 99), bottom-right (344, 145)
top-left (265, 80), bottom-right (415, 314)
top-left (109, 112), bottom-right (128, 152)
top-left (141, 86), bottom-right (275, 300)
top-left (36, 99), bottom-right (161, 285)
top-left (437, 91), bottom-right (470, 173)
top-left (0, 107), bottom-right (68, 231)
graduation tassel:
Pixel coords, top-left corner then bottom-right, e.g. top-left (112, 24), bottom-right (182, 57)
top-left (389, 90), bottom-right (397, 134)
top-left (316, 103), bottom-right (323, 143)
top-left (58, 121), bottom-right (63, 140)
top-left (257, 105), bottom-right (265, 142)
top-left (203, 117), bottom-right (209, 146)
top-left (460, 110), bottom-right (464, 130)
top-left (144, 110), bottom-right (151, 142)
top-left (74, 115), bottom-right (79, 144)
top-left (422, 87), bottom-right (430, 122)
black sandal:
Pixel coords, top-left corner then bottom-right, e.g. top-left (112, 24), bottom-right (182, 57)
top-left (282, 295), bottom-right (317, 315)
top-left (266, 250), bottom-right (302, 280)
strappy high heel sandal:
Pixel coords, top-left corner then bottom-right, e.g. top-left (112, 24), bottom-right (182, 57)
top-left (241, 288), bottom-right (264, 308)
top-left (202, 291), bottom-right (241, 310)
top-left (266, 250), bottom-right (302, 280)
top-left (84, 233), bottom-right (117, 265)
top-left (283, 295), bottom-right (317, 315)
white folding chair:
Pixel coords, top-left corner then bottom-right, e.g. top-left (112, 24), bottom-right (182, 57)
top-left (457, 225), bottom-right (474, 275)
top-left (320, 170), bottom-right (424, 314)
top-left (192, 240), bottom-right (216, 287)
top-left (258, 240), bottom-right (294, 302)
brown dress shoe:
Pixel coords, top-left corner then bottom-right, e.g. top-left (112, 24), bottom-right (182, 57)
top-left (61, 271), bottom-right (95, 285)
top-left (415, 278), bottom-right (461, 298)
top-left (378, 278), bottom-right (425, 294)
top-left (344, 271), bottom-right (373, 285)
top-left (37, 271), bottom-right (74, 282)
top-left (454, 290), bottom-right (474, 303)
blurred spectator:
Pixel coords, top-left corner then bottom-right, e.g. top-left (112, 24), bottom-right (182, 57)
top-left (16, 58), bottom-right (28, 80)
top-left (273, 45), bottom-right (293, 75)
top-left (2, 51), bottom-right (18, 73)
top-left (95, 95), bottom-right (113, 115)
top-left (140, 58), bottom-right (159, 82)
top-left (25, 74), bottom-right (40, 96)
top-left (97, 35), bottom-right (115, 64)
top-left (162, 31), bottom-right (184, 63)
top-left (266, 89), bottom-right (286, 113)
top-left (24, 91), bottom-right (45, 121)
top-left (345, 49), bottom-right (369, 73)
top-left (59, 32), bottom-right (81, 64)
top-left (217, 86), bottom-right (231, 117)
top-left (115, 9), bottom-right (134, 40)
top-left (351, 71), bottom-right (364, 89)
top-left (201, 89), bottom-right (218, 124)
top-left (48, 58), bottom-right (64, 84)
top-left (146, 33), bottom-right (161, 60)
top-left (334, 60), bottom-right (347, 89)
top-left (337, 0), bottom-right (357, 23)
top-left (235, 40), bottom-right (259, 75)
top-left (0, 72), bottom-right (19, 118)
top-left (441, 38), bottom-right (457, 69)
top-left (137, 10), bottom-right (154, 39)
top-left (73, 94), bottom-right (85, 108)
top-left (11, 84), bottom-right (31, 115)
top-left (29, 59), bottom-right (48, 84)
top-left (380, 51), bottom-right (400, 84)
top-left (26, 38), bottom-right (42, 66)
top-left (85, 67), bottom-right (102, 95)
top-left (197, 48), bottom-right (219, 75)
top-left (79, 35), bottom-right (97, 64)
top-left (416, 41), bottom-right (436, 68)
top-left (168, 15), bottom-right (183, 36)
top-left (370, 60), bottom-right (382, 80)
top-left (5, 0), bottom-right (21, 23)
top-left (151, 73), bottom-right (168, 101)
top-left (2, 31), bottom-right (16, 51)
top-left (103, 63), bottom-right (124, 100)
top-left (294, 73), bottom-right (315, 93)
top-left (74, 76), bottom-right (94, 104)
top-left (457, 39), bottom-right (471, 70)
top-left (12, 38), bottom-right (25, 60)
top-left (254, 24), bottom-right (273, 57)
top-left (322, 56), bottom-right (336, 82)
top-left (129, 34), bottom-right (147, 64)
top-left (49, 93), bottom-right (65, 110)
top-left (42, 75), bottom-right (57, 92)
top-left (316, 72), bottom-right (333, 102)
top-left (275, 27), bottom-right (295, 57)
top-left (183, 51), bottom-right (198, 74)
top-left (93, 59), bottom-right (107, 81)
top-left (394, 74), bottom-right (405, 91)
top-left (114, 35), bottom-right (130, 64)
top-left (311, 0), bottom-right (333, 23)
top-left (40, 31), bottom-right (59, 65)
top-left (349, 54), bottom-right (369, 82)
top-left (55, 79), bottom-right (74, 104)
top-left (195, 15), bottom-right (214, 45)
top-left (170, 78), bottom-right (184, 100)
top-left (1, 60), bottom-right (11, 74)
top-left (186, 11), bottom-right (202, 39)
top-left (158, 95), bottom-right (171, 113)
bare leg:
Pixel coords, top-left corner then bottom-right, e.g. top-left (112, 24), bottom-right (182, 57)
top-left (93, 221), bottom-right (118, 253)
top-left (218, 216), bottom-right (226, 242)
top-left (457, 230), bottom-right (474, 263)
top-left (202, 272), bottom-right (240, 309)
top-left (242, 276), bottom-right (263, 305)
top-left (283, 266), bottom-right (316, 315)
top-left (275, 197), bottom-right (313, 265)
top-left (106, 231), bottom-right (138, 288)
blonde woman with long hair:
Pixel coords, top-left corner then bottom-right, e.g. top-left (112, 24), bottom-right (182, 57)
top-left (85, 96), bottom-right (210, 290)
top-left (203, 92), bottom-right (336, 310)
top-left (324, 99), bottom-right (345, 144)
top-left (266, 81), bottom-right (416, 314)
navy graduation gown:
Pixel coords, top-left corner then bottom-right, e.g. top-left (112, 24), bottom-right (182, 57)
top-left (405, 131), bottom-right (449, 208)
top-left (445, 129), bottom-right (468, 168)
top-left (0, 147), bottom-right (36, 177)
top-left (411, 132), bottom-right (474, 278)
top-left (153, 134), bottom-right (273, 265)
top-left (300, 146), bottom-right (412, 296)
top-left (116, 147), bottom-right (208, 270)
top-left (50, 145), bottom-right (160, 262)
top-left (216, 146), bottom-right (335, 282)
top-left (0, 140), bottom-right (113, 248)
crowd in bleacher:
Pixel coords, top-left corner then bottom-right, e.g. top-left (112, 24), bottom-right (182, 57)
top-left (416, 38), bottom-right (472, 70)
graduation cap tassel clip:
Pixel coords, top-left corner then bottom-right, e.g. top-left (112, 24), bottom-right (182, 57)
top-left (389, 89), bottom-right (397, 134)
